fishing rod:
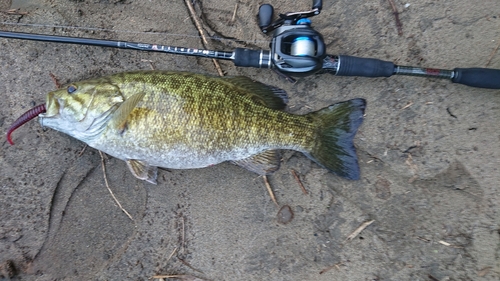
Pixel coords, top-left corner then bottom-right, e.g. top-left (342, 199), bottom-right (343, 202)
top-left (1, 0), bottom-right (499, 89)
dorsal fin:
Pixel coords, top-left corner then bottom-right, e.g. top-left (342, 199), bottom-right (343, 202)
top-left (222, 76), bottom-right (288, 110)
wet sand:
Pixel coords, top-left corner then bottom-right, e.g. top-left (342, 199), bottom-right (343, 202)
top-left (1, 0), bottom-right (499, 280)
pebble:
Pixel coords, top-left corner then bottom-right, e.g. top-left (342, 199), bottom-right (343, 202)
top-left (277, 205), bottom-right (294, 224)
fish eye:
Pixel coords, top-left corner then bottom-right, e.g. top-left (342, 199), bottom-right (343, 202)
top-left (67, 85), bottom-right (77, 94)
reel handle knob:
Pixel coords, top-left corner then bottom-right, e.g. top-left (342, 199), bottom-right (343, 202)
top-left (312, 0), bottom-right (322, 12)
top-left (258, 4), bottom-right (274, 32)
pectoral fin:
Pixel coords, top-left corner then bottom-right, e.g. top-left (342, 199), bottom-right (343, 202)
top-left (110, 92), bottom-right (146, 133)
top-left (232, 150), bottom-right (281, 175)
top-left (126, 159), bottom-right (158, 184)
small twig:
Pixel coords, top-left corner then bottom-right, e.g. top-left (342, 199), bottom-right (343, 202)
top-left (141, 59), bottom-right (156, 70)
top-left (344, 220), bottom-right (374, 242)
top-left (165, 247), bottom-right (178, 265)
top-left (184, 0), bottom-right (224, 76)
top-left (230, 3), bottom-right (238, 24)
top-left (319, 263), bottom-right (343, 274)
top-left (263, 175), bottom-right (279, 207)
top-left (181, 215), bottom-right (186, 255)
top-left (178, 258), bottom-right (204, 274)
top-left (152, 274), bottom-right (175, 279)
top-left (438, 240), bottom-right (463, 249)
top-left (477, 267), bottom-right (492, 277)
top-left (416, 236), bottom-right (431, 243)
top-left (438, 240), bottom-right (451, 246)
top-left (401, 101), bottom-right (413, 110)
top-left (1, 9), bottom-right (28, 15)
top-left (446, 107), bottom-right (457, 119)
top-left (387, 0), bottom-right (403, 36)
top-left (405, 153), bottom-right (419, 180)
top-left (485, 40), bottom-right (500, 67)
top-left (290, 169), bottom-right (308, 195)
top-left (99, 151), bottom-right (134, 221)
top-left (152, 275), bottom-right (207, 281)
top-left (77, 145), bottom-right (88, 157)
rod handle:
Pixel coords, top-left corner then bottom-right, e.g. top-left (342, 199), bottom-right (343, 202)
top-left (233, 48), bottom-right (271, 68)
top-left (452, 68), bottom-right (500, 89)
top-left (336, 55), bottom-right (395, 77)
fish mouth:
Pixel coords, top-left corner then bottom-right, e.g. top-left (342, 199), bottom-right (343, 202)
top-left (39, 93), bottom-right (92, 121)
top-left (39, 92), bottom-right (114, 135)
top-left (39, 93), bottom-right (60, 119)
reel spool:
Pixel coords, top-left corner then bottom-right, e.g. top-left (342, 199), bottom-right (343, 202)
top-left (291, 36), bottom-right (316, 57)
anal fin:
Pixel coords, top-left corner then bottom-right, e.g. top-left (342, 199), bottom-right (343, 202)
top-left (232, 150), bottom-right (281, 175)
top-left (126, 159), bottom-right (158, 184)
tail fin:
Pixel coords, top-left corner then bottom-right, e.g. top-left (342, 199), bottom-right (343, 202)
top-left (306, 98), bottom-right (366, 180)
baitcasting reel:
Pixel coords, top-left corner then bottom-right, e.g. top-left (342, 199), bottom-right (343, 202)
top-left (257, 0), bottom-right (326, 75)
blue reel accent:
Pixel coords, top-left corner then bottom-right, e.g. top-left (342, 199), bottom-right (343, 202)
top-left (296, 18), bottom-right (311, 25)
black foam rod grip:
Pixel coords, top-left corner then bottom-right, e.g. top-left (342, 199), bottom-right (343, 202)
top-left (452, 68), bottom-right (500, 89)
top-left (336, 55), bottom-right (395, 77)
top-left (233, 48), bottom-right (269, 68)
top-left (312, 0), bottom-right (322, 11)
top-left (258, 4), bottom-right (274, 29)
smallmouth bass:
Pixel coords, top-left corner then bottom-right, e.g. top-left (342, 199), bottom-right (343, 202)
top-left (7, 71), bottom-right (366, 183)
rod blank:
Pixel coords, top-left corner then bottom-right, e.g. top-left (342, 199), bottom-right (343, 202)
top-left (0, 30), bottom-right (234, 60)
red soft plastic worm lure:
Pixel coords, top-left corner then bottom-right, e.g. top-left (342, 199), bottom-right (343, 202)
top-left (6, 104), bottom-right (46, 145)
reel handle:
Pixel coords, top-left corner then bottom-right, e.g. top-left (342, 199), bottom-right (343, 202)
top-left (258, 0), bottom-right (323, 33)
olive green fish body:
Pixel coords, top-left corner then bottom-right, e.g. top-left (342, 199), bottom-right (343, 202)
top-left (38, 71), bottom-right (366, 183)
top-left (86, 72), bottom-right (313, 167)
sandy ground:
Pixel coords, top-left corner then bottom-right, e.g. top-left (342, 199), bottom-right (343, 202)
top-left (1, 0), bottom-right (499, 280)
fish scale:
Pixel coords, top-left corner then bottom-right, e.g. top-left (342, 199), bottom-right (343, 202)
top-left (102, 72), bottom-right (314, 153)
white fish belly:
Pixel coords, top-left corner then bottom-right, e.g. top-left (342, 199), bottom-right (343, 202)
top-left (91, 139), bottom-right (276, 170)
